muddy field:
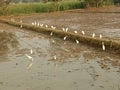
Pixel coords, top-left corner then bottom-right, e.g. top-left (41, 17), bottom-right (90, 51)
top-left (0, 6), bottom-right (120, 90)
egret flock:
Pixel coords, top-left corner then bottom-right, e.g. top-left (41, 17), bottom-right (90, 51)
top-left (21, 20), bottom-right (105, 69)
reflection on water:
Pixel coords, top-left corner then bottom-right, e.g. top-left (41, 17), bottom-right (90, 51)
top-left (0, 31), bottom-right (18, 60)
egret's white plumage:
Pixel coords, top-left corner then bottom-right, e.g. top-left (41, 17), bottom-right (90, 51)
top-left (53, 55), bottom-right (57, 60)
top-left (65, 28), bottom-right (68, 32)
top-left (100, 34), bottom-right (102, 39)
top-left (92, 33), bottom-right (95, 38)
top-left (51, 26), bottom-right (56, 29)
top-left (45, 25), bottom-right (48, 28)
top-left (30, 49), bottom-right (33, 54)
top-left (82, 31), bottom-right (85, 35)
top-left (74, 30), bottom-right (78, 34)
top-left (32, 22), bottom-right (34, 25)
top-left (40, 24), bottom-right (43, 27)
top-left (76, 39), bottom-right (79, 44)
top-left (50, 32), bottom-right (53, 36)
top-left (102, 42), bottom-right (105, 51)
top-left (63, 36), bottom-right (68, 40)
top-left (62, 28), bottom-right (65, 31)
top-left (26, 54), bottom-right (33, 59)
top-left (37, 22), bottom-right (40, 26)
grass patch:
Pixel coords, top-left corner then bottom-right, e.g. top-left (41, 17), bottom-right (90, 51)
top-left (2, 1), bottom-right (85, 15)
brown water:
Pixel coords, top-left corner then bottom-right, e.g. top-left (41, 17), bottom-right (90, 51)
top-left (0, 23), bottom-right (120, 90)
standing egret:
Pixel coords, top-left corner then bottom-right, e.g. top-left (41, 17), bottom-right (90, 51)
top-left (51, 26), bottom-right (56, 29)
top-left (76, 39), bottom-right (79, 44)
top-left (82, 31), bottom-right (85, 35)
top-left (20, 24), bottom-right (22, 28)
top-left (45, 25), bottom-right (48, 28)
top-left (40, 24), bottom-right (43, 27)
top-left (32, 22), bottom-right (34, 25)
top-left (100, 34), bottom-right (102, 39)
top-left (30, 49), bottom-right (33, 54)
top-left (65, 28), bottom-right (68, 32)
top-left (102, 42), bottom-right (105, 51)
top-left (37, 22), bottom-right (40, 26)
top-left (63, 36), bottom-right (68, 40)
top-left (92, 33), bottom-right (95, 38)
top-left (50, 32), bottom-right (53, 36)
top-left (62, 28), bottom-right (65, 31)
top-left (53, 55), bottom-right (57, 60)
top-left (74, 30), bottom-right (78, 34)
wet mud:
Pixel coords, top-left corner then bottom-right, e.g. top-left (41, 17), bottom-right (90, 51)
top-left (0, 22), bottom-right (120, 90)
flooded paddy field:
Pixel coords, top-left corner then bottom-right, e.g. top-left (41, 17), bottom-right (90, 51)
top-left (0, 6), bottom-right (120, 90)
top-left (0, 21), bottom-right (120, 90)
top-left (12, 6), bottom-right (120, 42)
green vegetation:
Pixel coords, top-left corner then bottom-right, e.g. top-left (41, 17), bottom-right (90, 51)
top-left (0, 0), bottom-right (119, 15)
top-left (0, 1), bottom-right (85, 15)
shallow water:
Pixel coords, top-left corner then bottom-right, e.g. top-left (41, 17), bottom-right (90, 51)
top-left (0, 23), bottom-right (120, 90)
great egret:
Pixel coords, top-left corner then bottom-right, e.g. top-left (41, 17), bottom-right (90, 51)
top-left (100, 34), bottom-right (102, 39)
top-left (50, 32), bottom-right (53, 36)
top-left (51, 26), bottom-right (56, 29)
top-left (53, 55), bottom-right (57, 60)
top-left (65, 28), bottom-right (68, 32)
top-left (102, 42), bottom-right (105, 51)
top-left (76, 39), bottom-right (79, 44)
top-left (82, 31), bottom-right (85, 35)
top-left (63, 36), bottom-right (68, 40)
top-left (27, 62), bottom-right (33, 69)
top-left (37, 22), bottom-right (40, 26)
top-left (45, 25), bottom-right (48, 28)
top-left (62, 28), bottom-right (65, 31)
top-left (92, 33), bottom-right (95, 38)
top-left (74, 30), bottom-right (78, 34)
top-left (30, 49), bottom-right (33, 54)
top-left (40, 24), bottom-right (43, 27)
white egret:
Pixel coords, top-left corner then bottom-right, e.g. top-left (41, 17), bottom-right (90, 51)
top-left (37, 22), bottom-right (40, 26)
top-left (45, 25), bottom-right (48, 28)
top-left (102, 42), bottom-right (105, 51)
top-left (27, 62), bottom-right (33, 69)
top-left (32, 22), bottom-right (34, 25)
top-left (92, 33), bottom-right (95, 38)
top-left (51, 26), bottom-right (56, 29)
top-left (63, 36), bottom-right (68, 40)
top-left (100, 34), bottom-right (102, 39)
top-left (53, 55), bottom-right (57, 60)
top-left (76, 39), bottom-right (79, 44)
top-left (62, 28), bottom-right (65, 31)
top-left (30, 49), bottom-right (33, 54)
top-left (82, 31), bottom-right (85, 35)
top-left (26, 54), bottom-right (33, 59)
top-left (40, 24), bottom-right (43, 27)
top-left (20, 24), bottom-right (22, 28)
top-left (50, 32), bottom-right (53, 36)
top-left (65, 28), bottom-right (68, 32)
top-left (74, 30), bottom-right (78, 34)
